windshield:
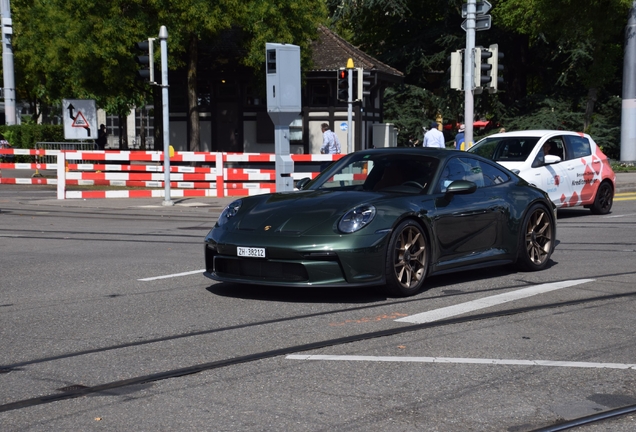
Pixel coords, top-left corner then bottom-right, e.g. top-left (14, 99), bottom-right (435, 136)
top-left (470, 136), bottom-right (540, 162)
top-left (306, 153), bottom-right (440, 194)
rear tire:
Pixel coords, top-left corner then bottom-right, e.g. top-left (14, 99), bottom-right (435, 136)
top-left (383, 220), bottom-right (429, 297)
top-left (590, 181), bottom-right (613, 215)
top-left (517, 204), bottom-right (554, 271)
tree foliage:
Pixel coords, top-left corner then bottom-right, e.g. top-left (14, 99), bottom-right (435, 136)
top-left (4, 0), bottom-right (634, 158)
top-left (8, 0), bottom-right (326, 149)
top-left (328, 0), bottom-right (632, 157)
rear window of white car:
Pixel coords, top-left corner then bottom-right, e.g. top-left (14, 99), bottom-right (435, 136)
top-left (566, 135), bottom-right (592, 159)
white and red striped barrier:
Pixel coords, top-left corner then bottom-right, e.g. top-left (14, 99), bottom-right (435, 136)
top-left (0, 148), bottom-right (341, 199)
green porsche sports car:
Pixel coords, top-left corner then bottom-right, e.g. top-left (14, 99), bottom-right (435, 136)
top-left (204, 148), bottom-right (556, 297)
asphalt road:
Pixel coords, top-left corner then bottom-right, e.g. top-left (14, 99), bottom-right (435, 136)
top-left (1, 185), bottom-right (636, 431)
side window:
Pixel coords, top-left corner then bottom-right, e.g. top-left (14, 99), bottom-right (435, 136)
top-left (479, 161), bottom-right (511, 187)
top-left (438, 157), bottom-right (500, 191)
top-left (544, 137), bottom-right (565, 160)
top-left (438, 158), bottom-right (469, 192)
top-left (565, 135), bottom-right (592, 159)
top-left (458, 157), bottom-right (485, 187)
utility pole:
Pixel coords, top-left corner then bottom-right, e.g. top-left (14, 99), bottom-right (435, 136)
top-left (1, 0), bottom-right (16, 125)
top-left (463, 0), bottom-right (476, 147)
top-left (621, 0), bottom-right (636, 162)
top-left (346, 58), bottom-right (354, 154)
top-left (159, 26), bottom-right (173, 206)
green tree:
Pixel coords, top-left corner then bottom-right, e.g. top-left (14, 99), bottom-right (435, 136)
top-left (9, 0), bottom-right (327, 151)
top-left (495, 0), bottom-right (632, 130)
top-left (12, 0), bottom-right (151, 121)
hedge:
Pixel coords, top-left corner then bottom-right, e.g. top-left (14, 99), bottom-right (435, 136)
top-left (0, 124), bottom-right (67, 149)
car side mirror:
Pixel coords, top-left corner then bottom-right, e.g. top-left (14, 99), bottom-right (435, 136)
top-left (296, 177), bottom-right (311, 190)
top-left (544, 154), bottom-right (561, 164)
top-left (445, 180), bottom-right (477, 196)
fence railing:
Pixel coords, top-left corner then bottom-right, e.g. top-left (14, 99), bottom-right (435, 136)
top-left (35, 141), bottom-right (98, 164)
top-left (0, 148), bottom-right (343, 199)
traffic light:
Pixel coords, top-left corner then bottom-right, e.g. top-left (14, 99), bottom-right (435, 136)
top-left (337, 68), bottom-right (348, 102)
top-left (134, 38), bottom-right (155, 83)
top-left (450, 50), bottom-right (463, 91)
top-left (473, 47), bottom-right (492, 91)
top-left (357, 68), bottom-right (372, 102)
top-left (487, 44), bottom-right (504, 93)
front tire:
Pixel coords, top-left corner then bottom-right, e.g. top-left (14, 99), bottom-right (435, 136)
top-left (517, 204), bottom-right (554, 271)
top-left (383, 220), bottom-right (429, 297)
top-left (590, 181), bottom-right (613, 215)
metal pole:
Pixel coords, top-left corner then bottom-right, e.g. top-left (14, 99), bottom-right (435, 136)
top-left (464, 0), bottom-right (476, 147)
top-left (1, 0), bottom-right (16, 125)
top-left (621, 0), bottom-right (636, 162)
top-left (347, 68), bottom-right (353, 153)
top-left (159, 26), bottom-right (173, 206)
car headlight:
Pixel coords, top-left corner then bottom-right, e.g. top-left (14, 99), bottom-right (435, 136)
top-left (216, 199), bottom-right (242, 227)
top-left (338, 205), bottom-right (376, 233)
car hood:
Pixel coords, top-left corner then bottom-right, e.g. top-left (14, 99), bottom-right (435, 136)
top-left (228, 190), bottom-right (395, 235)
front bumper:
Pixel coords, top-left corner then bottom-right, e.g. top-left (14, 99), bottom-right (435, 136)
top-left (204, 228), bottom-right (390, 287)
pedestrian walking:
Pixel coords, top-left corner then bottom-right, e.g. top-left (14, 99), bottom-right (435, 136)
top-left (320, 123), bottom-right (341, 170)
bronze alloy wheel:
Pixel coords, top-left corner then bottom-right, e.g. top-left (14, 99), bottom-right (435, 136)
top-left (524, 206), bottom-right (553, 267)
top-left (385, 220), bottom-right (429, 296)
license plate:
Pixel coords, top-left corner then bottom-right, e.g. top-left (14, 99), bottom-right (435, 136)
top-left (237, 246), bottom-right (266, 258)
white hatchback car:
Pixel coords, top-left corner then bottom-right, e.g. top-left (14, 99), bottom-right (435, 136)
top-left (469, 130), bottom-right (616, 214)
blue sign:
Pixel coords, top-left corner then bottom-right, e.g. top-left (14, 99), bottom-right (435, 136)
top-left (340, 122), bottom-right (348, 132)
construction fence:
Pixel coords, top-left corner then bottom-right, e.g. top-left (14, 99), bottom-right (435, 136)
top-left (0, 148), bottom-right (343, 199)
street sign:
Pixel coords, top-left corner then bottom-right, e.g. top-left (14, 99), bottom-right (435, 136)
top-left (62, 99), bottom-right (98, 140)
top-left (462, 0), bottom-right (492, 18)
top-left (461, 15), bottom-right (492, 32)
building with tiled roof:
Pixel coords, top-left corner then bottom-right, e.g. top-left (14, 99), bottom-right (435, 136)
top-left (106, 26), bottom-right (404, 154)
top-left (299, 25), bottom-right (404, 153)
top-left (311, 25), bottom-right (403, 79)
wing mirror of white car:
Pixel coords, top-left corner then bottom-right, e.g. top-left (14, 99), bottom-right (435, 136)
top-left (544, 154), bottom-right (562, 164)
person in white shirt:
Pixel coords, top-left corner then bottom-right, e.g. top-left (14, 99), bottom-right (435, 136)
top-left (423, 121), bottom-right (446, 148)
top-left (320, 123), bottom-right (341, 154)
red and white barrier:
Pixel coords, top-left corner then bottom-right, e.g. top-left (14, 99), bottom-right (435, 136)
top-left (1, 148), bottom-right (341, 199)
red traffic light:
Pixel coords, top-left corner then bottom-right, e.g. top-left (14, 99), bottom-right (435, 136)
top-left (339, 69), bottom-right (346, 80)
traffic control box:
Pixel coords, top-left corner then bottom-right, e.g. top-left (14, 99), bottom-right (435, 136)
top-left (265, 43), bottom-right (301, 126)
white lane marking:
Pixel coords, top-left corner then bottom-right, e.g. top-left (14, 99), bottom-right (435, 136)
top-left (395, 279), bottom-right (595, 324)
top-left (138, 269), bottom-right (205, 281)
top-left (603, 212), bottom-right (636, 218)
top-left (286, 355), bottom-right (636, 370)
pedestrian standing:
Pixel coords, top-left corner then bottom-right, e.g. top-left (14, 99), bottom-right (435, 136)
top-left (423, 121), bottom-right (446, 148)
top-left (95, 124), bottom-right (108, 150)
top-left (454, 124), bottom-right (466, 150)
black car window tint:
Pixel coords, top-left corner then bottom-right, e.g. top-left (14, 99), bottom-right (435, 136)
top-left (479, 161), bottom-right (511, 187)
top-left (458, 157), bottom-right (485, 187)
top-left (438, 158), bottom-right (469, 192)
